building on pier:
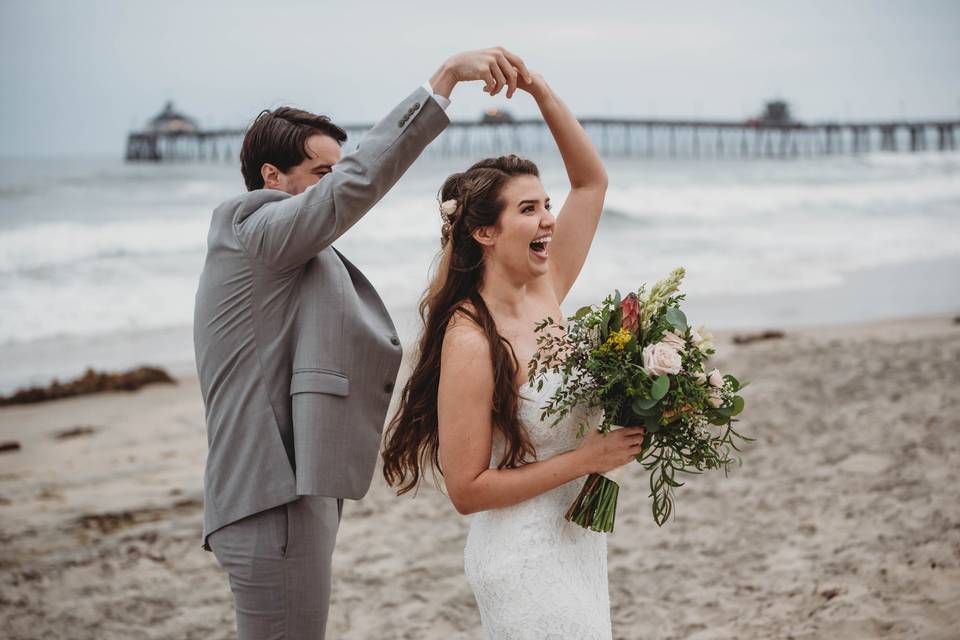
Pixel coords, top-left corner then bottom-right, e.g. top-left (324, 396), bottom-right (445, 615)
top-left (149, 102), bottom-right (198, 134)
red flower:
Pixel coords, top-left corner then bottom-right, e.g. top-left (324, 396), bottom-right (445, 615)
top-left (621, 292), bottom-right (640, 333)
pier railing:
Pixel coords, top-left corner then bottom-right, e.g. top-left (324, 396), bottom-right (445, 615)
top-left (126, 118), bottom-right (959, 162)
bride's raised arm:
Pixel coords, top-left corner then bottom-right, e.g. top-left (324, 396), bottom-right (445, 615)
top-left (521, 74), bottom-right (608, 304)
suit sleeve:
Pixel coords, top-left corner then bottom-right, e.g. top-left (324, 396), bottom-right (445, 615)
top-left (234, 86), bottom-right (449, 271)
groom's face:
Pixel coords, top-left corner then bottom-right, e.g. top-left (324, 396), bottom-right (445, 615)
top-left (269, 134), bottom-right (343, 195)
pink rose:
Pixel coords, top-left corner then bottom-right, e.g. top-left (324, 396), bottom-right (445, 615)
top-left (707, 388), bottom-right (724, 408)
top-left (708, 368), bottom-right (724, 388)
top-left (642, 342), bottom-right (682, 376)
top-left (661, 330), bottom-right (686, 351)
top-left (621, 293), bottom-right (640, 333)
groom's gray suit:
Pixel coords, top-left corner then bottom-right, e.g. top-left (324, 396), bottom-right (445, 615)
top-left (194, 85), bottom-right (448, 638)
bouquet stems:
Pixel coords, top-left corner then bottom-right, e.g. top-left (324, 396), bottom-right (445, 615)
top-left (564, 472), bottom-right (620, 533)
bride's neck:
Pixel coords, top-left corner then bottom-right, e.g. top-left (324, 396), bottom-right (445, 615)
top-left (478, 263), bottom-right (527, 318)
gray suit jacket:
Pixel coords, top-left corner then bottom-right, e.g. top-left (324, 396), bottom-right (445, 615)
top-left (194, 86), bottom-right (448, 547)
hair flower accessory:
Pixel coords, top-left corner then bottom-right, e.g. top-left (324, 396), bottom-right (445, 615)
top-left (439, 199), bottom-right (458, 225)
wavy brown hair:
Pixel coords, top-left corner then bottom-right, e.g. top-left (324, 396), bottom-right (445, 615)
top-left (382, 155), bottom-right (540, 495)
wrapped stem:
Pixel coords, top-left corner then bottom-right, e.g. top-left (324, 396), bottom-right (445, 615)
top-left (564, 472), bottom-right (620, 533)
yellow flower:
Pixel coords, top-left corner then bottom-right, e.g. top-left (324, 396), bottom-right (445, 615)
top-left (604, 327), bottom-right (633, 351)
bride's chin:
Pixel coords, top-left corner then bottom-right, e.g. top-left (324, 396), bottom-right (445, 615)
top-left (527, 261), bottom-right (549, 278)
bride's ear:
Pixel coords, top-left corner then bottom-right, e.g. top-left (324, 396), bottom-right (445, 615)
top-left (472, 225), bottom-right (497, 247)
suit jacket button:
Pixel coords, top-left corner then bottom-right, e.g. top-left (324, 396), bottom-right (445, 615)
top-left (384, 382), bottom-right (395, 393)
top-left (413, 102), bottom-right (420, 109)
top-left (397, 120), bottom-right (405, 127)
top-left (390, 336), bottom-right (400, 346)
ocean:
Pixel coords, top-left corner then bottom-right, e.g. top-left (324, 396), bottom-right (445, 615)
top-left (1, 150), bottom-right (958, 392)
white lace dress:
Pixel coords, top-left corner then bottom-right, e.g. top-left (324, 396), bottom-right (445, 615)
top-left (463, 371), bottom-right (612, 639)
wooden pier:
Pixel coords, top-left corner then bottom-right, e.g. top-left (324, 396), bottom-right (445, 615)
top-left (126, 104), bottom-right (959, 162)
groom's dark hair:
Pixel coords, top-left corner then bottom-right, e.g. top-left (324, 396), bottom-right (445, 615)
top-left (240, 107), bottom-right (347, 191)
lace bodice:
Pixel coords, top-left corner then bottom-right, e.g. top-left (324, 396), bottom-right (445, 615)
top-left (488, 370), bottom-right (601, 466)
top-left (464, 370), bottom-right (612, 640)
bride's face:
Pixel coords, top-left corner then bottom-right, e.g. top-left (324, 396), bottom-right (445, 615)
top-left (475, 175), bottom-right (556, 281)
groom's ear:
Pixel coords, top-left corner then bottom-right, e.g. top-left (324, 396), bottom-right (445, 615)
top-left (261, 163), bottom-right (282, 190)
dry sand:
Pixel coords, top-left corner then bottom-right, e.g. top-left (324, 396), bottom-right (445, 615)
top-left (1, 314), bottom-right (959, 639)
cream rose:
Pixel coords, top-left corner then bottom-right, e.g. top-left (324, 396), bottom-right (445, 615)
top-left (707, 388), bottom-right (724, 408)
top-left (642, 342), bottom-right (682, 376)
top-left (697, 327), bottom-right (715, 353)
top-left (694, 370), bottom-right (708, 385)
top-left (708, 368), bottom-right (724, 388)
top-left (690, 327), bottom-right (704, 346)
top-left (661, 330), bottom-right (687, 351)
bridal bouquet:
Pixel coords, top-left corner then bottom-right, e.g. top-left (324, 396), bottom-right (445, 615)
top-left (527, 268), bottom-right (750, 531)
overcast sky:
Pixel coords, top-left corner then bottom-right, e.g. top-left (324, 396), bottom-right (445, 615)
top-left (1, 0), bottom-right (958, 157)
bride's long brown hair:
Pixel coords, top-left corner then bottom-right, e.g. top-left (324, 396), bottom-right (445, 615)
top-left (382, 155), bottom-right (540, 495)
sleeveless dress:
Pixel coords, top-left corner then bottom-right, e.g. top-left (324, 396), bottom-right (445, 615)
top-left (463, 370), bottom-right (613, 639)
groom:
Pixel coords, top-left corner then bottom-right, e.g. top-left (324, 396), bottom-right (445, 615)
top-left (194, 48), bottom-right (531, 639)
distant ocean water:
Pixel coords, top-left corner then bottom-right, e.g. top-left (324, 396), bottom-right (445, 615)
top-left (1, 150), bottom-right (958, 391)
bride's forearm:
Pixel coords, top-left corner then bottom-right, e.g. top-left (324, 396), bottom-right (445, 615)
top-left (533, 81), bottom-right (608, 191)
top-left (451, 448), bottom-right (589, 515)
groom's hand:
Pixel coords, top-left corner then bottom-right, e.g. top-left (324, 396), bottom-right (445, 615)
top-left (430, 47), bottom-right (532, 99)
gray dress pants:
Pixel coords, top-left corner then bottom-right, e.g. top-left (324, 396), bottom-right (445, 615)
top-left (208, 496), bottom-right (343, 639)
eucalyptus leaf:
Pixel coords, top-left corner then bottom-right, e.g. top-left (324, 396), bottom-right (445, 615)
top-left (707, 413), bottom-right (729, 426)
top-left (665, 306), bottom-right (688, 332)
top-left (633, 396), bottom-right (660, 411)
top-left (651, 375), bottom-right (670, 400)
top-left (731, 395), bottom-right (745, 416)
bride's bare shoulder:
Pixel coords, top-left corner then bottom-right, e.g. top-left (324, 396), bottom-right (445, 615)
top-left (444, 302), bottom-right (488, 352)
top-left (441, 304), bottom-right (494, 387)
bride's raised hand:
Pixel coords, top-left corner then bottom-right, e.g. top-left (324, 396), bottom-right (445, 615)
top-left (435, 47), bottom-right (532, 98)
top-left (515, 71), bottom-right (549, 100)
top-left (576, 425), bottom-right (646, 475)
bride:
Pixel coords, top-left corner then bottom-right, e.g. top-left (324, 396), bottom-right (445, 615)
top-left (381, 71), bottom-right (644, 639)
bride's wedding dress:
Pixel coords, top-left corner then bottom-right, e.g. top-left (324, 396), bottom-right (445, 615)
top-left (464, 370), bottom-right (613, 639)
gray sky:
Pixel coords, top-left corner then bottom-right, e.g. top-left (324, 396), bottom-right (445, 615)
top-left (1, 0), bottom-right (958, 157)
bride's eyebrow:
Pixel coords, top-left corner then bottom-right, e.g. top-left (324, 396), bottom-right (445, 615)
top-left (517, 197), bottom-right (550, 206)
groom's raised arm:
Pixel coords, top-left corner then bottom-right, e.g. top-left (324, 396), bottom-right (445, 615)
top-left (234, 84), bottom-right (448, 271)
top-left (233, 48), bottom-right (532, 272)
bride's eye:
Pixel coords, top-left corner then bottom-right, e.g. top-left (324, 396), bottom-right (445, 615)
top-left (545, 203), bottom-right (553, 211)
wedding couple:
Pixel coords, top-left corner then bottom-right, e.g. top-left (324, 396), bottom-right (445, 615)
top-left (194, 47), bottom-right (644, 639)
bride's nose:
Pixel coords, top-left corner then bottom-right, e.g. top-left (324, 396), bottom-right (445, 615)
top-left (542, 209), bottom-right (557, 228)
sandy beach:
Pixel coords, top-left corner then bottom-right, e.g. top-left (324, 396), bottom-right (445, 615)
top-left (1, 314), bottom-right (959, 639)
